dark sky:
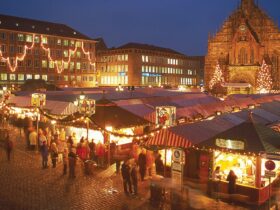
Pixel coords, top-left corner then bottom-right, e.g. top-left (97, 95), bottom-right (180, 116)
top-left (0, 0), bottom-right (279, 55)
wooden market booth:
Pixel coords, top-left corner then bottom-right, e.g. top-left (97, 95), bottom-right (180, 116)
top-left (195, 116), bottom-right (280, 205)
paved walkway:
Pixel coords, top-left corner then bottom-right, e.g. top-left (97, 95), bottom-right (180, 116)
top-left (0, 126), bottom-right (251, 210)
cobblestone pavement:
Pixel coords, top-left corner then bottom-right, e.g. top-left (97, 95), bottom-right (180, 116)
top-left (0, 127), bottom-right (251, 210)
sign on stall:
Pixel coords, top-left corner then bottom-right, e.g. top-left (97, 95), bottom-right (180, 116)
top-left (215, 138), bottom-right (245, 150)
top-left (171, 149), bottom-right (185, 186)
top-left (156, 106), bottom-right (176, 126)
top-left (265, 170), bottom-right (276, 178)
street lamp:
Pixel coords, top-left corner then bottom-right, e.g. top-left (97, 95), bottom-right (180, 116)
top-left (74, 92), bottom-right (95, 140)
top-left (31, 93), bottom-right (46, 151)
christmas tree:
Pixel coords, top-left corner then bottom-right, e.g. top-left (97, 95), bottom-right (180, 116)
top-left (256, 60), bottom-right (272, 94)
top-left (209, 62), bottom-right (224, 89)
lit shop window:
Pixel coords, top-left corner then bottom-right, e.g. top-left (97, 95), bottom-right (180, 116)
top-left (42, 75), bottom-right (48, 81)
top-left (0, 73), bottom-right (7, 80)
top-left (26, 74), bottom-right (32, 80)
top-left (49, 61), bottom-right (55, 69)
top-left (63, 40), bottom-right (69, 46)
top-left (18, 74), bottom-right (24, 81)
top-left (17, 34), bottom-right (24, 41)
top-left (34, 75), bottom-right (40, 80)
top-left (26, 35), bottom-right (33, 42)
top-left (42, 36), bottom-right (48, 44)
top-left (42, 60), bottom-right (48, 68)
top-left (9, 74), bottom-right (16, 81)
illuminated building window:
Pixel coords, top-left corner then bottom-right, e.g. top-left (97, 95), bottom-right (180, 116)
top-left (125, 54), bottom-right (128, 61)
top-left (18, 74), bottom-right (24, 81)
top-left (76, 41), bottom-right (81, 47)
top-left (42, 75), bottom-right (47, 81)
top-left (70, 62), bottom-right (75, 71)
top-left (49, 61), bottom-right (54, 69)
top-left (0, 73), bottom-right (7, 80)
top-left (77, 76), bottom-right (81, 81)
top-left (34, 36), bottom-right (40, 43)
top-left (70, 51), bottom-right (75, 57)
top-left (63, 40), bottom-right (69, 46)
top-left (64, 76), bottom-right (68, 81)
top-left (82, 62), bottom-right (87, 70)
top-left (42, 36), bottom-right (48, 44)
top-left (26, 35), bottom-right (33, 42)
top-left (82, 76), bottom-right (87, 81)
top-left (76, 51), bottom-right (81, 58)
top-left (26, 74), bottom-right (32, 80)
top-left (76, 62), bottom-right (81, 70)
top-left (34, 60), bottom-right (40, 68)
top-left (142, 55), bottom-right (148, 63)
top-left (188, 69), bottom-right (193, 75)
top-left (17, 34), bottom-right (24, 41)
top-left (70, 76), bottom-right (75, 81)
top-left (34, 75), bottom-right (40, 80)
top-left (63, 50), bottom-right (69, 57)
top-left (63, 62), bottom-right (69, 69)
top-left (57, 39), bottom-right (61, 45)
top-left (42, 60), bottom-right (48, 68)
top-left (70, 40), bottom-right (75, 47)
top-left (89, 76), bottom-right (93, 81)
top-left (9, 74), bottom-right (16, 80)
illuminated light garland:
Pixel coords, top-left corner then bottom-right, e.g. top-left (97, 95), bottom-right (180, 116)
top-left (256, 60), bottom-right (273, 94)
top-left (0, 34), bottom-right (35, 72)
top-left (209, 62), bottom-right (225, 90)
top-left (0, 33), bottom-right (96, 74)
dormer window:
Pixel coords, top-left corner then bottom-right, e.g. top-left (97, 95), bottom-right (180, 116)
top-left (73, 31), bottom-right (76, 35)
top-left (32, 25), bottom-right (35, 29)
top-left (15, 23), bottom-right (19, 27)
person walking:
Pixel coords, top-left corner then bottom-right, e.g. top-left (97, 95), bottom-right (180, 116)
top-left (62, 148), bottom-right (68, 175)
top-left (227, 170), bottom-right (237, 194)
top-left (138, 149), bottom-right (147, 181)
top-left (131, 162), bottom-right (138, 195)
top-left (155, 154), bottom-right (164, 176)
top-left (68, 148), bottom-right (77, 178)
top-left (121, 160), bottom-right (132, 195)
top-left (4, 134), bottom-right (13, 161)
top-left (88, 139), bottom-right (96, 161)
top-left (41, 141), bottom-right (49, 169)
top-left (50, 142), bottom-right (59, 168)
top-left (212, 166), bottom-right (221, 200)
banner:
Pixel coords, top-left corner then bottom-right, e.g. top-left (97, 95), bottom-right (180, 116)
top-left (156, 106), bottom-right (176, 126)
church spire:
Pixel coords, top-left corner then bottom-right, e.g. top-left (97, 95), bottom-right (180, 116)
top-left (241, 0), bottom-right (255, 9)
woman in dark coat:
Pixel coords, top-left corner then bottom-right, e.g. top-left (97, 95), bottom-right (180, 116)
top-left (227, 170), bottom-right (237, 194)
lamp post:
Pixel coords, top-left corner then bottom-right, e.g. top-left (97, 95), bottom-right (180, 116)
top-left (31, 93), bottom-right (46, 151)
top-left (74, 92), bottom-right (95, 140)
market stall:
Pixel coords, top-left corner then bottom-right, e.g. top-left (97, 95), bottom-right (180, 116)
top-left (195, 114), bottom-right (280, 205)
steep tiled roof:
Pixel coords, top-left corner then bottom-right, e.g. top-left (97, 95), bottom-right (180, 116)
top-left (0, 14), bottom-right (94, 41)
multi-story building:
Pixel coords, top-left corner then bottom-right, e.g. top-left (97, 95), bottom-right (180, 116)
top-left (0, 14), bottom-right (97, 88)
top-left (96, 43), bottom-right (203, 87)
top-left (205, 0), bottom-right (280, 92)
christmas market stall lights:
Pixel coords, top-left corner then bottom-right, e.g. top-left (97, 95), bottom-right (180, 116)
top-left (192, 114), bottom-right (280, 205)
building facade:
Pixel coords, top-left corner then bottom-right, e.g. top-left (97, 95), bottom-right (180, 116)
top-left (0, 14), bottom-right (97, 88)
top-left (96, 43), bottom-right (202, 87)
top-left (205, 0), bottom-right (280, 92)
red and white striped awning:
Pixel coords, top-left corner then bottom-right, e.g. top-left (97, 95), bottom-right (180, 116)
top-left (144, 129), bottom-right (192, 149)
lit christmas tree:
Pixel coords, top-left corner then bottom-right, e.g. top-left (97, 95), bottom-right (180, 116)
top-left (256, 60), bottom-right (272, 94)
top-left (209, 62), bottom-right (224, 89)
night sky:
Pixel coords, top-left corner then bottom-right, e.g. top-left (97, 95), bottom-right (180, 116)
top-left (0, 0), bottom-right (279, 56)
